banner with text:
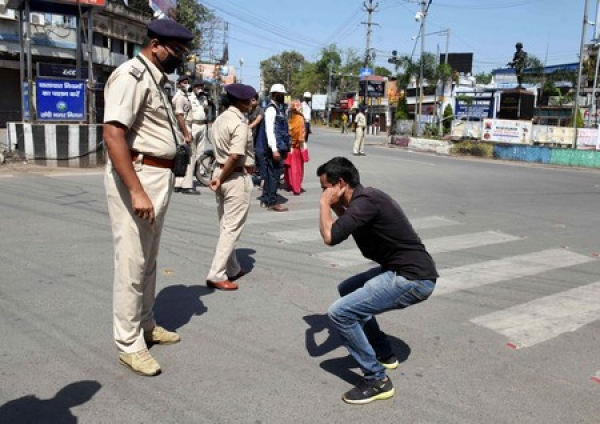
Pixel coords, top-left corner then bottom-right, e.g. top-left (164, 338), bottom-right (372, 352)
top-left (482, 119), bottom-right (532, 144)
top-left (36, 79), bottom-right (86, 121)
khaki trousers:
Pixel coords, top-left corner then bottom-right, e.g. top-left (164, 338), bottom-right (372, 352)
top-left (206, 168), bottom-right (252, 282)
top-left (174, 123), bottom-right (208, 189)
top-left (105, 162), bottom-right (173, 353)
top-left (353, 127), bottom-right (365, 154)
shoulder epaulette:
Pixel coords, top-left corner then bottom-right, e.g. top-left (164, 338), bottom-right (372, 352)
top-left (128, 64), bottom-right (146, 80)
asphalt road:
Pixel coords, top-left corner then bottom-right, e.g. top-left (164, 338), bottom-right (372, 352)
top-left (0, 128), bottom-right (599, 424)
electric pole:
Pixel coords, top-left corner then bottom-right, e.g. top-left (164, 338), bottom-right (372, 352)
top-left (361, 0), bottom-right (378, 127)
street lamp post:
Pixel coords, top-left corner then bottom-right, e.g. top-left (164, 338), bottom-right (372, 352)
top-left (573, 0), bottom-right (591, 147)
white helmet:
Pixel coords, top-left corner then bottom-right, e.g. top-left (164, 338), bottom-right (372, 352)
top-left (270, 83), bottom-right (287, 94)
top-left (303, 91), bottom-right (312, 98)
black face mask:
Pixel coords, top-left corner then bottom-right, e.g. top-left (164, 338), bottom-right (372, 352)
top-left (274, 93), bottom-right (284, 103)
top-left (157, 52), bottom-right (183, 74)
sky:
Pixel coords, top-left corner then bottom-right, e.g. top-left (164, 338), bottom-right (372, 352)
top-left (200, 0), bottom-right (595, 91)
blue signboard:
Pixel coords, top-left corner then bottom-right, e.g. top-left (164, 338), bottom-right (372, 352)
top-left (36, 78), bottom-right (86, 121)
top-left (454, 96), bottom-right (493, 119)
top-left (360, 67), bottom-right (373, 78)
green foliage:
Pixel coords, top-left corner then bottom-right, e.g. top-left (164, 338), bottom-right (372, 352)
top-left (260, 51), bottom-right (306, 96)
top-left (395, 93), bottom-right (409, 120)
top-left (475, 72), bottom-right (492, 84)
top-left (175, 0), bottom-right (214, 50)
top-left (451, 141), bottom-right (494, 158)
top-left (442, 104), bottom-right (454, 135)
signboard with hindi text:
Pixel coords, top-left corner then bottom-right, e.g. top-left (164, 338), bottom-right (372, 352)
top-left (35, 78), bottom-right (86, 121)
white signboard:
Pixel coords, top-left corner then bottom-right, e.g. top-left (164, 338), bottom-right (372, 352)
top-left (482, 119), bottom-right (532, 144)
top-left (576, 128), bottom-right (598, 149)
top-left (311, 94), bottom-right (327, 111)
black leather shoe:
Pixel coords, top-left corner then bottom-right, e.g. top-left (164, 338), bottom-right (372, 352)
top-left (181, 188), bottom-right (200, 195)
top-left (173, 187), bottom-right (182, 192)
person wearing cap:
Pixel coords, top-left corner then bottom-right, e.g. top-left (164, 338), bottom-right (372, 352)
top-left (205, 83), bottom-right (257, 291)
top-left (255, 83), bottom-right (291, 212)
top-left (302, 91), bottom-right (312, 142)
top-left (191, 79), bottom-right (210, 154)
top-left (352, 105), bottom-right (367, 156)
top-left (103, 18), bottom-right (193, 376)
top-left (172, 74), bottom-right (199, 194)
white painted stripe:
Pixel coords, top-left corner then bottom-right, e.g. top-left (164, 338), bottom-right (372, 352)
top-left (24, 124), bottom-right (34, 161)
top-left (470, 281), bottom-right (600, 348)
top-left (317, 248), bottom-right (371, 268)
top-left (87, 125), bottom-right (98, 167)
top-left (45, 124), bottom-right (57, 167)
top-left (269, 216), bottom-right (461, 244)
top-left (315, 230), bottom-right (520, 268)
top-left (425, 231), bottom-right (520, 254)
top-left (8, 122), bottom-right (17, 152)
top-left (435, 249), bottom-right (594, 296)
top-left (246, 208), bottom-right (317, 225)
top-left (69, 125), bottom-right (80, 168)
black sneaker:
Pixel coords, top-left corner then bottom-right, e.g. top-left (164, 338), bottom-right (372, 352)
top-left (377, 354), bottom-right (399, 370)
top-left (342, 377), bottom-right (395, 405)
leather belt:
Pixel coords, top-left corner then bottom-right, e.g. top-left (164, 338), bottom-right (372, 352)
top-left (131, 152), bottom-right (174, 169)
top-left (193, 120), bottom-right (208, 124)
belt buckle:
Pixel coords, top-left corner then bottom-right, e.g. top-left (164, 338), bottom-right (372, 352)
top-left (133, 153), bottom-right (143, 171)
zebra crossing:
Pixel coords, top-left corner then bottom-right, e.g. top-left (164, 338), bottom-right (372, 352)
top-left (245, 194), bottom-right (600, 361)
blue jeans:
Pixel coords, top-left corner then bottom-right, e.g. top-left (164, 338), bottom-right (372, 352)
top-left (328, 267), bottom-right (435, 380)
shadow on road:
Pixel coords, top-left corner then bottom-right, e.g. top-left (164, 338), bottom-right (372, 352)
top-left (235, 247), bottom-right (256, 272)
top-left (0, 380), bottom-right (101, 424)
top-left (303, 313), bottom-right (412, 385)
top-left (154, 284), bottom-right (211, 331)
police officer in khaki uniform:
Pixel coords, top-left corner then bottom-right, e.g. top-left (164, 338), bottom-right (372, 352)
top-left (103, 19), bottom-right (193, 376)
top-left (191, 79), bottom-right (210, 154)
top-left (172, 74), bottom-right (200, 194)
top-left (352, 105), bottom-right (367, 156)
top-left (206, 83), bottom-right (257, 291)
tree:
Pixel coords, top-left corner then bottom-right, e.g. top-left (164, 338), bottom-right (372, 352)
top-left (260, 51), bottom-right (306, 96)
top-left (442, 104), bottom-right (454, 135)
top-left (475, 72), bottom-right (492, 85)
top-left (175, 0), bottom-right (214, 50)
top-left (395, 93), bottom-right (409, 120)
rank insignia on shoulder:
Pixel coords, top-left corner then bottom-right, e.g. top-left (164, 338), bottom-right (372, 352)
top-left (129, 65), bottom-right (145, 80)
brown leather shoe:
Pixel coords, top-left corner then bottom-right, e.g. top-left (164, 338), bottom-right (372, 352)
top-left (230, 269), bottom-right (248, 281)
top-left (206, 280), bottom-right (238, 290)
top-left (267, 204), bottom-right (288, 212)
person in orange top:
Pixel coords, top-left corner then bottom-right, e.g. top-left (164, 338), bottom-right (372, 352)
top-left (284, 98), bottom-right (306, 195)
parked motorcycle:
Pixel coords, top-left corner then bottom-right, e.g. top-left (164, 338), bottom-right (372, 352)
top-left (194, 148), bottom-right (216, 186)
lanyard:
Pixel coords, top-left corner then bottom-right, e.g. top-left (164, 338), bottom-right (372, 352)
top-left (135, 55), bottom-right (180, 148)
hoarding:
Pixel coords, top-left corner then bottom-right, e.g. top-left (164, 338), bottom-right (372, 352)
top-left (481, 118), bottom-right (532, 144)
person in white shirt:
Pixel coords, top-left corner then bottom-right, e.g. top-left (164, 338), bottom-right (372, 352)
top-left (302, 91), bottom-right (312, 142)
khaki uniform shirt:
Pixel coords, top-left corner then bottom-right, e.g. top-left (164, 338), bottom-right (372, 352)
top-left (356, 112), bottom-right (367, 128)
top-left (211, 106), bottom-right (254, 168)
top-left (172, 89), bottom-right (193, 127)
top-left (190, 94), bottom-right (207, 122)
top-left (104, 54), bottom-right (181, 159)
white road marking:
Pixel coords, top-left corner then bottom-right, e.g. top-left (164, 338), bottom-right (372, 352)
top-left (470, 281), bottom-right (600, 348)
top-left (316, 230), bottom-right (521, 268)
top-left (269, 216), bottom-right (461, 244)
top-left (435, 249), bottom-right (594, 296)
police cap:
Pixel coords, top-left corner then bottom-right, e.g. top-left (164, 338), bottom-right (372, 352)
top-left (224, 83), bottom-right (257, 101)
top-left (147, 19), bottom-right (194, 45)
top-left (177, 74), bottom-right (190, 83)
top-left (193, 79), bottom-right (206, 87)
